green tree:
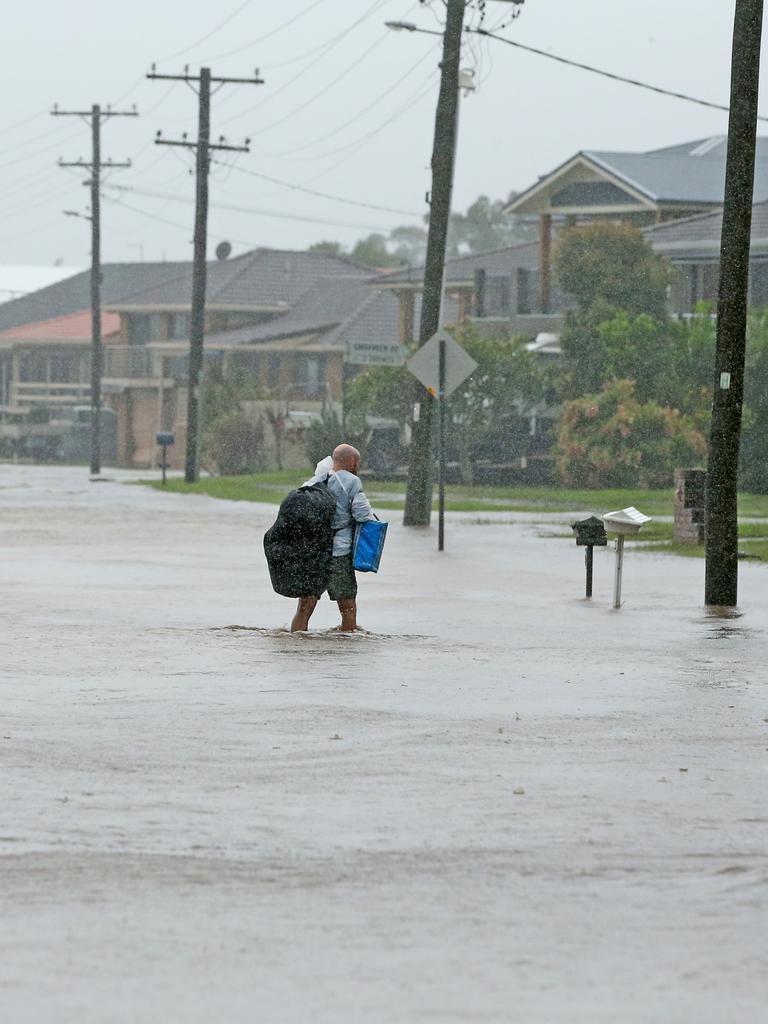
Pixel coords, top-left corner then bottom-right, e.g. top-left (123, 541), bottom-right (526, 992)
top-left (447, 194), bottom-right (536, 255)
top-left (308, 240), bottom-right (344, 257)
top-left (555, 222), bottom-right (673, 319)
top-left (553, 379), bottom-right (708, 489)
top-left (349, 233), bottom-right (402, 268)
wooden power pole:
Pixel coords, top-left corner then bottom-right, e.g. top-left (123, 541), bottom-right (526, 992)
top-left (148, 65), bottom-right (263, 483)
top-left (705, 0), bottom-right (764, 606)
top-left (403, 0), bottom-right (465, 526)
top-left (53, 103), bottom-right (137, 476)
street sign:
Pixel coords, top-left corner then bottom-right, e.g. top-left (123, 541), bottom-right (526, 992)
top-left (406, 328), bottom-right (477, 397)
top-left (345, 340), bottom-right (407, 366)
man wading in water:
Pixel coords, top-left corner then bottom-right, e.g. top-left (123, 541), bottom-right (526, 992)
top-left (291, 444), bottom-right (376, 633)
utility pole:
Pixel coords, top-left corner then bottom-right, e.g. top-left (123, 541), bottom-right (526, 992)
top-left (53, 103), bottom-right (137, 476)
top-left (148, 65), bottom-right (263, 483)
top-left (403, 0), bottom-right (465, 526)
top-left (704, 0), bottom-right (764, 606)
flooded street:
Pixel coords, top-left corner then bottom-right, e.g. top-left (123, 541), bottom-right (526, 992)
top-left (1, 466), bottom-right (766, 1022)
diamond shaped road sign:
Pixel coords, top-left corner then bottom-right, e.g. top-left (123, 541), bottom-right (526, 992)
top-left (406, 328), bottom-right (478, 397)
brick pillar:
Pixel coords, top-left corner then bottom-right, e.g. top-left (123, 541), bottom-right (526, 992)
top-left (538, 213), bottom-right (552, 313)
top-left (397, 289), bottom-right (415, 346)
top-left (674, 468), bottom-right (707, 543)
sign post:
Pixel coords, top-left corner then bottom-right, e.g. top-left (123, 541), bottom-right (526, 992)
top-left (406, 328), bottom-right (477, 550)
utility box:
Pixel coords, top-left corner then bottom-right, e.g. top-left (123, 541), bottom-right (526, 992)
top-left (571, 515), bottom-right (608, 547)
top-left (674, 468), bottom-right (706, 543)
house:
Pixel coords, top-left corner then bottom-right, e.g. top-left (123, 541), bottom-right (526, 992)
top-left (504, 136), bottom-right (768, 314)
top-left (0, 308), bottom-right (121, 415)
top-left (642, 201), bottom-right (768, 314)
top-left (376, 138), bottom-right (768, 342)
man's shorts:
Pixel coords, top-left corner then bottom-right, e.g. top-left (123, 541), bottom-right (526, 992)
top-left (326, 553), bottom-right (357, 601)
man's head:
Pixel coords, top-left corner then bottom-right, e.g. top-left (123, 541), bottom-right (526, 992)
top-left (332, 443), bottom-right (361, 474)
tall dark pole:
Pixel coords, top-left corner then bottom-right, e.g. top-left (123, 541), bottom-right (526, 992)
top-left (90, 105), bottom-right (102, 476)
top-left (53, 103), bottom-right (136, 475)
top-left (705, 0), bottom-right (764, 607)
top-left (403, 0), bottom-right (464, 527)
top-left (148, 65), bottom-right (262, 483)
top-left (186, 67), bottom-right (211, 484)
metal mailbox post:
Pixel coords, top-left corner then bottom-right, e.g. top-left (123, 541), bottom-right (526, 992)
top-left (571, 515), bottom-right (608, 598)
top-left (602, 507), bottom-right (652, 609)
top-left (156, 431), bottom-right (175, 485)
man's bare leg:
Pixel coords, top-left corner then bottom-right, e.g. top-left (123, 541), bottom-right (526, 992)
top-left (337, 598), bottom-right (357, 632)
top-left (291, 596), bottom-right (318, 632)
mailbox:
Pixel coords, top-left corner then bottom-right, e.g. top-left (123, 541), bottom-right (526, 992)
top-left (156, 431), bottom-right (175, 485)
top-left (571, 514), bottom-right (607, 599)
top-left (571, 515), bottom-right (607, 547)
top-left (601, 506), bottom-right (652, 608)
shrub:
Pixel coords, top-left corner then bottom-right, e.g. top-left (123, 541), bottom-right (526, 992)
top-left (204, 414), bottom-right (264, 475)
top-left (553, 379), bottom-right (707, 488)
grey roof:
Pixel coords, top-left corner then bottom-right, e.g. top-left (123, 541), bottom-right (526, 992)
top-left (109, 247), bottom-right (374, 310)
top-left (509, 137), bottom-right (768, 213)
top-left (204, 276), bottom-right (376, 346)
top-left (643, 200), bottom-right (768, 257)
top-left (375, 242), bottom-right (539, 287)
top-left (0, 261), bottom-right (190, 332)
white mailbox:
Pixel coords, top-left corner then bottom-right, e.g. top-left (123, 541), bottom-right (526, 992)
top-left (602, 507), bottom-right (652, 608)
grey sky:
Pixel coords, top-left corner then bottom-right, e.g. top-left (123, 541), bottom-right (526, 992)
top-left (2, 1), bottom-right (765, 267)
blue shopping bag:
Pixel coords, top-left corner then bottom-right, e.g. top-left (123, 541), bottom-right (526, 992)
top-left (353, 518), bottom-right (388, 573)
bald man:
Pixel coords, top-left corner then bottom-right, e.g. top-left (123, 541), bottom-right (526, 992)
top-left (291, 443), bottom-right (376, 632)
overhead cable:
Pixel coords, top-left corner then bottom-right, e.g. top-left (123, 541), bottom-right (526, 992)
top-left (155, 0), bottom-right (256, 63)
top-left (206, 0), bottom-right (325, 63)
top-left (471, 28), bottom-right (768, 123)
top-left (217, 163), bottom-right (421, 216)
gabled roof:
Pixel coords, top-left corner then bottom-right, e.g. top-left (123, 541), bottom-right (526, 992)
top-left (643, 199), bottom-right (768, 256)
top-left (0, 262), bottom-right (190, 333)
top-left (0, 309), bottom-right (120, 342)
top-left (108, 248), bottom-right (375, 312)
top-left (375, 242), bottom-right (539, 288)
top-left (506, 137), bottom-right (768, 215)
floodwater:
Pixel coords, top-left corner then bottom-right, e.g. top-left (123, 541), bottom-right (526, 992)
top-left (1, 466), bottom-right (766, 1023)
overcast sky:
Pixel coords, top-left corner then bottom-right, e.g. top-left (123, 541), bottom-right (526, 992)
top-left (2, 0), bottom-right (767, 268)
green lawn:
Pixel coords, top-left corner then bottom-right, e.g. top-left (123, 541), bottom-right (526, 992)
top-left (139, 470), bottom-right (768, 521)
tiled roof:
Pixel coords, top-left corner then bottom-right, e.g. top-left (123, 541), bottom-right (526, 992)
top-left (108, 248), bottom-right (375, 310)
top-left (374, 242), bottom-right (539, 287)
top-left (0, 262), bottom-right (189, 332)
top-left (0, 309), bottom-right (120, 341)
top-left (508, 137), bottom-right (768, 214)
top-left (643, 200), bottom-right (768, 256)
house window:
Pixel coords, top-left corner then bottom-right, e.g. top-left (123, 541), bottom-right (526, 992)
top-left (517, 268), bottom-right (533, 315)
top-left (268, 354), bottom-right (281, 388)
top-left (750, 262), bottom-right (768, 307)
top-left (128, 313), bottom-right (163, 344)
top-left (484, 275), bottom-right (511, 317)
top-left (49, 353), bottom-right (82, 383)
top-left (127, 315), bottom-right (151, 345)
top-left (18, 351), bottom-right (48, 382)
top-left (169, 313), bottom-right (191, 339)
top-left (296, 354), bottom-right (325, 392)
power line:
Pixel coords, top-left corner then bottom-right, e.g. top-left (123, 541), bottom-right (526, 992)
top-left (219, 0), bottom-right (392, 126)
top-left (102, 181), bottom-right (397, 231)
top-left (218, 163), bottom-right (422, 216)
top-left (471, 28), bottom-right (768, 123)
top-left (206, 0), bottom-right (326, 63)
top-left (245, 29), bottom-right (393, 137)
top-left (261, 41), bottom-right (439, 158)
top-left (156, 0), bottom-right (256, 63)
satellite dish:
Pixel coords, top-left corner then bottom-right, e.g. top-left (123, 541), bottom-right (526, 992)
top-left (215, 241), bottom-right (232, 261)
